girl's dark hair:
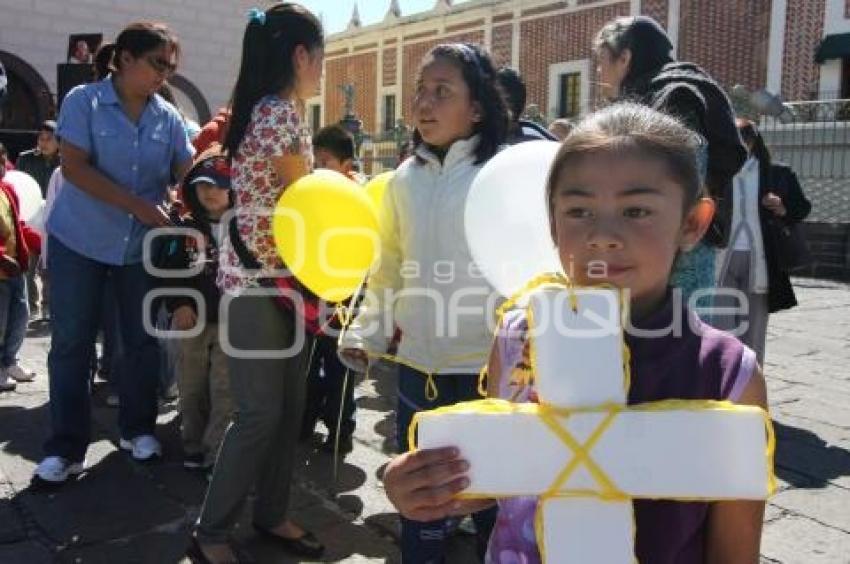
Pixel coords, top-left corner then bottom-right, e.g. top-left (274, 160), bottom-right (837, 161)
top-left (736, 117), bottom-right (771, 182)
top-left (94, 42), bottom-right (116, 81)
top-left (412, 43), bottom-right (509, 164)
top-left (546, 102), bottom-right (703, 238)
top-left (496, 67), bottom-right (527, 123)
top-left (593, 16), bottom-right (674, 96)
top-left (113, 23), bottom-right (180, 72)
top-left (224, 2), bottom-right (324, 157)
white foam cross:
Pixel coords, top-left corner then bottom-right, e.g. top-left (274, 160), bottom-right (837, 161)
top-left (417, 285), bottom-right (773, 562)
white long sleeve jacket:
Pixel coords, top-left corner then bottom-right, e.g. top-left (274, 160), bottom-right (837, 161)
top-left (339, 136), bottom-right (499, 375)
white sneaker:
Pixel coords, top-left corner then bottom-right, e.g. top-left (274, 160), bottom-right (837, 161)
top-left (0, 372), bottom-right (16, 392)
top-left (5, 364), bottom-right (35, 382)
top-left (34, 456), bottom-right (85, 483)
top-left (119, 435), bottom-right (162, 461)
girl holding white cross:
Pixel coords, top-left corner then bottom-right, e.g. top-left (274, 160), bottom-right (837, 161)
top-left (338, 42), bottom-right (510, 562)
top-left (384, 103), bottom-right (769, 564)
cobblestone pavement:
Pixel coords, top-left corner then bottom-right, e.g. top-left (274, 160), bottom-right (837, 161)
top-left (0, 278), bottom-right (847, 563)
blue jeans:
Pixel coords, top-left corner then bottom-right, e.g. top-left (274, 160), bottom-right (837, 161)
top-left (98, 273), bottom-right (124, 381)
top-left (0, 274), bottom-right (29, 367)
top-left (396, 366), bottom-right (496, 564)
top-left (44, 236), bottom-right (161, 462)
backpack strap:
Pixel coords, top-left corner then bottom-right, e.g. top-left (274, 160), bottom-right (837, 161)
top-left (228, 216), bottom-right (262, 270)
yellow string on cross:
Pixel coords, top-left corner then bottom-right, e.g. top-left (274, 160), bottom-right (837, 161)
top-left (408, 398), bottom-right (776, 497)
top-left (538, 405), bottom-right (626, 501)
top-left (337, 272), bottom-right (580, 402)
top-left (495, 272), bottom-right (572, 320)
top-left (477, 363), bottom-right (488, 398)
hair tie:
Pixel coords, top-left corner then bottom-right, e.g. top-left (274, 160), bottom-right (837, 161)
top-left (247, 8), bottom-right (266, 25)
top-left (456, 43), bottom-right (484, 75)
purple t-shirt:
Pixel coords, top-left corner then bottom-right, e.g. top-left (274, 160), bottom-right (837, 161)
top-left (485, 297), bottom-right (757, 564)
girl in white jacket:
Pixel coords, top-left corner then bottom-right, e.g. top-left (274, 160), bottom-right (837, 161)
top-left (339, 43), bottom-right (509, 562)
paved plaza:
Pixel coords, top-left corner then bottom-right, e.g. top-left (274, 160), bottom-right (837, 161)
top-left (0, 278), bottom-right (848, 563)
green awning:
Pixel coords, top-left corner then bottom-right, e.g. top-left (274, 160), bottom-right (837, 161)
top-left (815, 33), bottom-right (850, 64)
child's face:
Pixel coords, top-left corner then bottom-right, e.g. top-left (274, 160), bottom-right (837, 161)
top-left (195, 182), bottom-right (230, 218)
top-left (37, 131), bottom-right (58, 156)
top-left (413, 57), bottom-right (479, 149)
top-left (551, 153), bottom-right (712, 317)
top-left (314, 148), bottom-right (351, 174)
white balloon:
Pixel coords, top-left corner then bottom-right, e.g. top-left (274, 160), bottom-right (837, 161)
top-left (4, 170), bottom-right (45, 223)
top-left (28, 206), bottom-right (46, 236)
top-left (465, 140), bottom-right (563, 298)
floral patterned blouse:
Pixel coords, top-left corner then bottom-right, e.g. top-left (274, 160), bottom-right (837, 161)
top-left (218, 96), bottom-right (313, 295)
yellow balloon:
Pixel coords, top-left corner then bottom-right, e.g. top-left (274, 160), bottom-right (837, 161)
top-left (364, 171), bottom-right (394, 214)
top-left (273, 170), bottom-right (379, 302)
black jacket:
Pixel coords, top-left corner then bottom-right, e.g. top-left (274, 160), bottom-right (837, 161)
top-left (155, 165), bottom-right (228, 324)
top-left (626, 62), bottom-right (748, 248)
top-left (759, 163), bottom-right (812, 313)
top-left (157, 212), bottom-right (223, 323)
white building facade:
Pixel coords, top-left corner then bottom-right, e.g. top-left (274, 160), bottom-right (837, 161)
top-left (0, 0), bottom-right (258, 127)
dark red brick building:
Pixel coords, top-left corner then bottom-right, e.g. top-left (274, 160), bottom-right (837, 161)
top-left (309, 0), bottom-right (850, 135)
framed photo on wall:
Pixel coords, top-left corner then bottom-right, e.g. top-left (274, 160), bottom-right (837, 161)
top-left (67, 33), bottom-right (103, 64)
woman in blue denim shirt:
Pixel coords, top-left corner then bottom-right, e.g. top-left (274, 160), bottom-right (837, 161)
top-left (34, 22), bottom-right (194, 487)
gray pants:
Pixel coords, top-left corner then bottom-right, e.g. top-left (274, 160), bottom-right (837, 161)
top-left (196, 295), bottom-right (312, 543)
top-left (714, 250), bottom-right (769, 364)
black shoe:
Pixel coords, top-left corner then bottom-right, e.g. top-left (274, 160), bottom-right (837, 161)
top-left (29, 475), bottom-right (68, 492)
top-left (184, 453), bottom-right (211, 470)
top-left (252, 524), bottom-right (325, 559)
top-left (321, 434), bottom-right (353, 455)
top-left (186, 536), bottom-right (252, 564)
top-left (185, 537), bottom-right (213, 564)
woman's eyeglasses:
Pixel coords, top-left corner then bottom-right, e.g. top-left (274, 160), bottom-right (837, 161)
top-left (144, 55), bottom-right (177, 76)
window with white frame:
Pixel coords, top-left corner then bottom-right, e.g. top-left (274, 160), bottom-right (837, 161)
top-left (557, 73), bottom-right (581, 118)
top-left (548, 60), bottom-right (590, 120)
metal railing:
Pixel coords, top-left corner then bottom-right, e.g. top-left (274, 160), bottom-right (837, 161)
top-left (759, 99), bottom-right (850, 178)
top-left (359, 129), bottom-right (412, 175)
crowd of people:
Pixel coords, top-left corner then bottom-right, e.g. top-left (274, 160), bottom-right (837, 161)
top-left (0, 3), bottom-right (813, 563)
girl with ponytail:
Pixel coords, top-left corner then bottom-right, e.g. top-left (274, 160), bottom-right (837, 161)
top-left (189, 4), bottom-right (325, 563)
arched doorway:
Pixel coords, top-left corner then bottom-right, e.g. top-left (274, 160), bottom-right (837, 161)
top-left (0, 51), bottom-right (53, 130)
top-left (169, 74), bottom-right (211, 125)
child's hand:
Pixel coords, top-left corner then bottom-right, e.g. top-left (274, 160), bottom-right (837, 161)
top-left (339, 348), bottom-right (369, 373)
top-left (172, 305), bottom-right (197, 331)
top-left (383, 447), bottom-right (484, 522)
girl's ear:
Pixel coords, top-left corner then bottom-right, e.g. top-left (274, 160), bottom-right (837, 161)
top-left (471, 101), bottom-right (483, 123)
top-left (118, 50), bottom-right (133, 69)
top-left (293, 44), bottom-right (309, 72)
top-left (678, 197), bottom-right (715, 252)
top-left (618, 48), bottom-right (632, 72)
